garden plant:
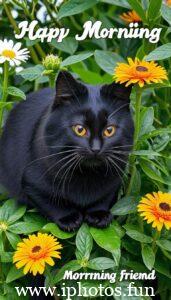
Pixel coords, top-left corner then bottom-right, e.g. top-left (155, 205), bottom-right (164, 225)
top-left (0, 0), bottom-right (171, 299)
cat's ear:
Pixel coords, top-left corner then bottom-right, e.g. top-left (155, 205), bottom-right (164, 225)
top-left (53, 71), bottom-right (87, 108)
top-left (101, 82), bottom-right (132, 102)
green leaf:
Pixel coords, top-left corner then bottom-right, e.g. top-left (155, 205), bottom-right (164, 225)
top-left (88, 257), bottom-right (115, 270)
top-left (61, 52), bottom-right (93, 67)
top-left (140, 159), bottom-right (165, 183)
top-left (6, 266), bottom-right (24, 283)
top-left (51, 37), bottom-right (78, 55)
top-left (161, 4), bottom-right (171, 25)
top-left (127, 0), bottom-right (147, 23)
top-left (142, 244), bottom-right (155, 270)
top-left (152, 134), bottom-right (170, 152)
top-left (18, 65), bottom-right (44, 81)
top-left (141, 128), bottom-right (171, 140)
top-left (133, 150), bottom-right (161, 157)
top-left (94, 50), bottom-right (124, 75)
top-left (101, 0), bottom-right (130, 8)
top-left (155, 257), bottom-right (171, 278)
top-left (156, 240), bottom-right (171, 252)
top-left (126, 230), bottom-right (153, 243)
top-left (90, 222), bottom-right (121, 252)
top-left (71, 66), bottom-right (105, 84)
top-left (0, 102), bottom-right (14, 110)
top-left (76, 224), bottom-right (93, 260)
top-left (0, 232), bottom-right (4, 251)
top-left (0, 252), bottom-right (13, 263)
top-left (131, 167), bottom-right (141, 195)
top-left (139, 107), bottom-right (154, 137)
top-left (111, 196), bottom-right (138, 215)
top-left (8, 206), bottom-right (26, 224)
top-left (53, 260), bottom-right (81, 284)
top-left (142, 81), bottom-right (171, 89)
top-left (42, 223), bottom-right (75, 239)
top-left (6, 231), bottom-right (21, 249)
top-left (112, 221), bottom-right (125, 238)
top-left (8, 222), bottom-right (42, 234)
top-left (58, 0), bottom-right (99, 20)
top-left (112, 248), bottom-right (121, 266)
top-left (148, 0), bottom-right (162, 20)
top-left (24, 213), bottom-right (47, 228)
top-left (7, 87), bottom-right (26, 100)
top-left (0, 199), bottom-right (17, 221)
top-left (146, 43), bottom-right (171, 61)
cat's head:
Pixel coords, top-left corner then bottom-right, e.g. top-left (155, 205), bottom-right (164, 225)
top-left (44, 71), bottom-right (134, 169)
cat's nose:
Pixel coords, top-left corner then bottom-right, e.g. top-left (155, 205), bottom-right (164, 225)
top-left (92, 148), bottom-right (100, 154)
top-left (91, 139), bottom-right (101, 154)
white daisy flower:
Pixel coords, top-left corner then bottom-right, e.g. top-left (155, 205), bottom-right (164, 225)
top-left (0, 39), bottom-right (29, 67)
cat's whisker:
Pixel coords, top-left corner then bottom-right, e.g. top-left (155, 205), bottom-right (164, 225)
top-left (108, 156), bottom-right (125, 176)
top-left (58, 156), bottom-right (79, 197)
top-left (26, 149), bottom-right (78, 168)
top-left (107, 150), bottom-right (131, 155)
top-left (49, 145), bottom-right (83, 149)
top-left (52, 154), bottom-right (78, 200)
top-left (63, 156), bottom-right (82, 195)
top-left (104, 158), bottom-right (109, 176)
top-left (40, 152), bottom-right (77, 181)
top-left (107, 157), bottom-right (126, 189)
top-left (52, 155), bottom-right (77, 203)
top-left (68, 156), bottom-right (82, 189)
top-left (56, 155), bottom-right (80, 202)
top-left (110, 144), bottom-right (133, 149)
top-left (109, 153), bottom-right (130, 165)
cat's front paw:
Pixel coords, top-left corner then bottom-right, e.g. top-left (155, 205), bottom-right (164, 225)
top-left (57, 211), bottom-right (83, 232)
top-left (85, 210), bottom-right (113, 228)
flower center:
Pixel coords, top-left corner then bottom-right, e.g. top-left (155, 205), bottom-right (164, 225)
top-left (136, 66), bottom-right (148, 72)
top-left (2, 49), bottom-right (16, 59)
top-left (32, 246), bottom-right (41, 253)
top-left (0, 221), bottom-right (8, 231)
top-left (159, 202), bottom-right (171, 211)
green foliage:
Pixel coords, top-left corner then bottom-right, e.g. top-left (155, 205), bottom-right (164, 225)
top-left (0, 0), bottom-right (171, 298)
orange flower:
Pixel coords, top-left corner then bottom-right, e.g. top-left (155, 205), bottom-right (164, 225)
top-left (13, 233), bottom-right (62, 276)
top-left (165, 0), bottom-right (171, 6)
top-left (138, 192), bottom-right (171, 231)
top-left (114, 58), bottom-right (167, 88)
top-left (120, 10), bottom-right (141, 23)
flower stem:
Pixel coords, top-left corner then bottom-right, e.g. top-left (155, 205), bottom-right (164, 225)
top-left (126, 86), bottom-right (142, 195)
top-left (0, 61), bottom-right (9, 130)
top-left (133, 87), bottom-right (142, 149)
top-left (2, 0), bottom-right (19, 33)
top-left (49, 74), bottom-right (56, 88)
top-left (152, 230), bottom-right (161, 253)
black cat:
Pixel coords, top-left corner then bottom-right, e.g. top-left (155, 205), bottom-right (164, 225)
top-left (0, 71), bottom-right (134, 232)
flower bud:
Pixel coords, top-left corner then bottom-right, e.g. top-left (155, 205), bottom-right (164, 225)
top-left (42, 54), bottom-right (62, 72)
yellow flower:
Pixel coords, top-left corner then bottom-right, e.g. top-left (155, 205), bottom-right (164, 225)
top-left (120, 10), bottom-right (141, 23)
top-left (114, 58), bottom-right (167, 88)
top-left (138, 191), bottom-right (171, 231)
top-left (13, 233), bottom-right (62, 276)
top-left (0, 221), bottom-right (8, 231)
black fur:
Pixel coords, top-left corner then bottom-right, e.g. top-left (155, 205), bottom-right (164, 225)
top-left (0, 71), bottom-right (134, 232)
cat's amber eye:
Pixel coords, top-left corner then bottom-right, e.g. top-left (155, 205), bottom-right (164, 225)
top-left (103, 125), bottom-right (116, 137)
top-left (72, 125), bottom-right (87, 137)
